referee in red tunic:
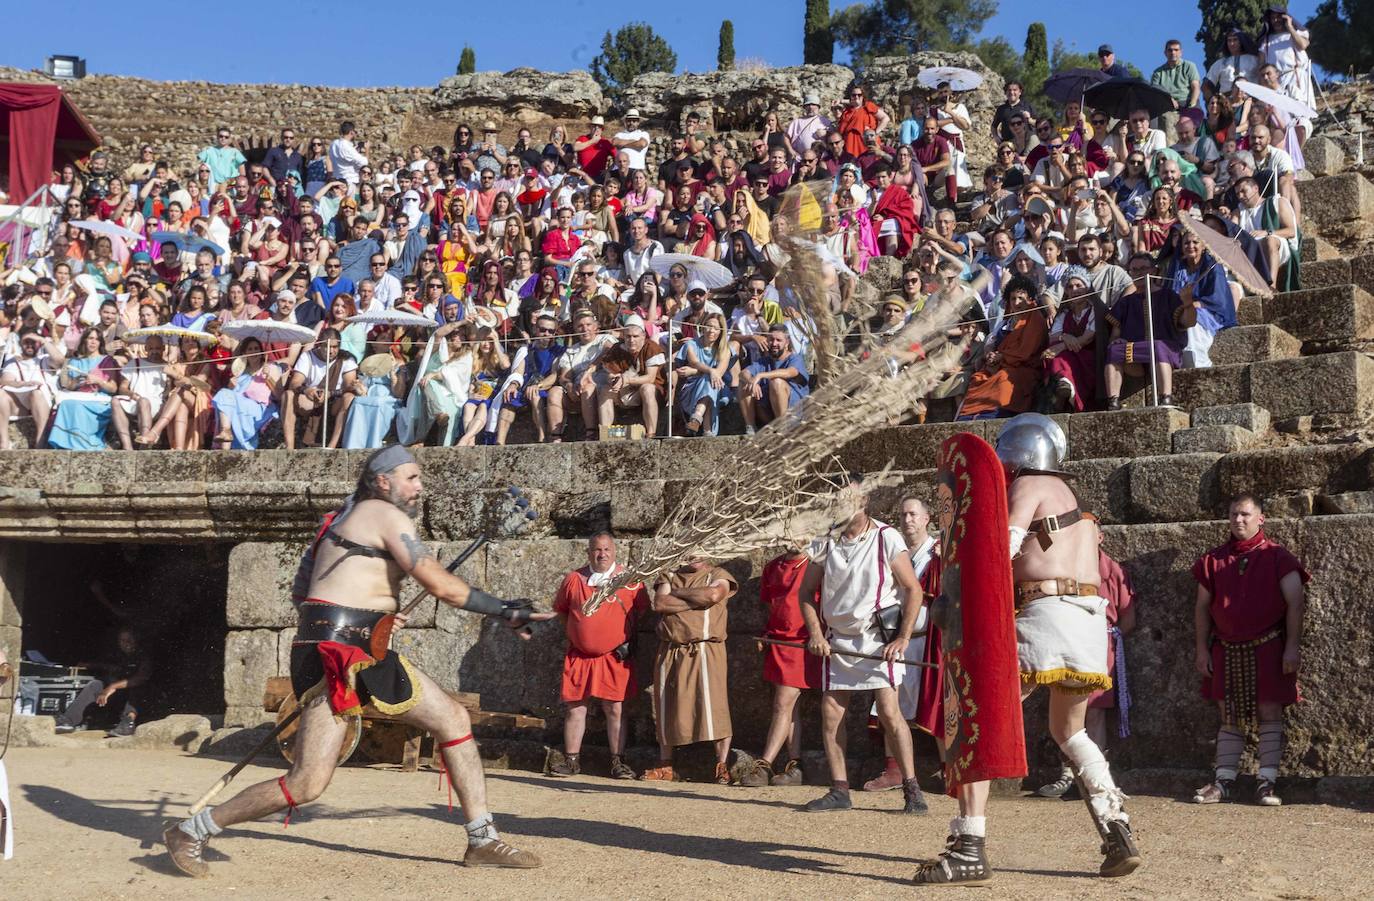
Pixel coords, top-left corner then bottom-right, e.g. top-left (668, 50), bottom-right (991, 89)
top-left (549, 532), bottom-right (648, 780)
top-left (1191, 493), bottom-right (1309, 807)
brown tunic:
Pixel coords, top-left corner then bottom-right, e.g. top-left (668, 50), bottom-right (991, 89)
top-left (652, 565), bottom-right (738, 747)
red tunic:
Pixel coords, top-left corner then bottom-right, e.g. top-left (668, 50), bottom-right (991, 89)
top-left (913, 553), bottom-right (945, 737)
top-left (554, 566), bottom-right (648, 702)
top-left (1192, 530), bottom-right (1309, 706)
top-left (760, 553), bottom-right (820, 689)
top-left (1088, 550), bottom-right (1135, 709)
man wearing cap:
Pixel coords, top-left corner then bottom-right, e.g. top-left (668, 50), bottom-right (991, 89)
top-left (613, 110), bottom-right (651, 172)
top-left (0, 328), bottom-right (61, 444)
top-left (786, 94), bottom-right (833, 156)
top-left (475, 121), bottom-right (513, 174)
top-left (673, 280), bottom-right (726, 339)
top-left (591, 315), bottom-right (665, 437)
top-left (1098, 44), bottom-right (1129, 78)
top-left (163, 446), bottom-right (551, 877)
top-left (574, 116), bottom-right (615, 180)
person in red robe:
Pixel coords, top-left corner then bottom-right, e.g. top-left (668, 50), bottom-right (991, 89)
top-left (837, 83), bottom-right (889, 158)
top-left (957, 276), bottom-right (1049, 420)
top-left (1042, 268), bottom-right (1098, 413)
top-left (1191, 493), bottom-right (1309, 807)
top-left (549, 533), bottom-right (648, 780)
top-left (737, 547), bottom-right (818, 788)
top-left (870, 164), bottom-right (919, 258)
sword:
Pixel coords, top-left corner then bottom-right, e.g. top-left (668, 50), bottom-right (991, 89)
top-left (755, 635), bottom-right (936, 669)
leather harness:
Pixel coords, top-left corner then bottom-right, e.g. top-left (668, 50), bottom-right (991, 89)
top-left (1026, 507), bottom-right (1085, 552)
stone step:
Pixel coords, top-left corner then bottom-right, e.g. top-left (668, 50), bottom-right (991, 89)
top-left (1296, 172), bottom-right (1374, 229)
top-left (1301, 233), bottom-right (1341, 263)
top-left (1209, 324), bottom-right (1302, 365)
top-left (1170, 423), bottom-right (1258, 454)
top-left (1192, 402), bottom-right (1270, 433)
top-left (1250, 284), bottom-right (1374, 349)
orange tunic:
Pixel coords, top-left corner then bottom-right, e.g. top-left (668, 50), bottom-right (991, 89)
top-left (960, 310), bottom-right (1049, 417)
top-left (838, 100), bottom-right (881, 158)
top-left (554, 566), bottom-right (648, 702)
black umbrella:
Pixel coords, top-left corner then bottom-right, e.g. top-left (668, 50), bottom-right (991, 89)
top-left (1043, 68), bottom-right (1110, 107)
top-left (1083, 77), bottom-right (1175, 120)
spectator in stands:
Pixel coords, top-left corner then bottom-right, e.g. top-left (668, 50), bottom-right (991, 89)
top-left (47, 328), bottom-right (119, 451)
top-left (676, 312), bottom-right (733, 437)
top-left (281, 328), bottom-right (356, 449)
top-left (837, 83), bottom-right (888, 159)
top-left (329, 121), bottom-right (369, 188)
top-left (197, 126), bottom-right (246, 191)
top-left (991, 81), bottom-right (1035, 142)
top-left (1102, 252), bottom-right (1196, 408)
top-left (1098, 44), bottom-right (1130, 78)
top-left (1168, 228), bottom-right (1237, 369)
top-left (211, 337), bottom-right (283, 450)
top-left (957, 276), bottom-right (1048, 420)
top-left (263, 128), bottom-right (303, 185)
top-left (591, 315), bottom-right (664, 438)
top-left (739, 324), bottom-right (808, 435)
top-left (1232, 175), bottom-right (1298, 291)
top-left (111, 335), bottom-right (168, 450)
top-left (0, 329), bottom-right (61, 448)
top-left (786, 93), bottom-right (833, 157)
top-left (1042, 268), bottom-right (1098, 413)
top-left (1150, 39), bottom-right (1202, 139)
top-left (559, 310), bottom-right (615, 440)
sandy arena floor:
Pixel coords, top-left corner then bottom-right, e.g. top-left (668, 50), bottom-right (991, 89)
top-left (2, 747), bottom-right (1370, 900)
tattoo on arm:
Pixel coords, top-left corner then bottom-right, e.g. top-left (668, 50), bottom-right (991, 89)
top-left (399, 532), bottom-right (433, 570)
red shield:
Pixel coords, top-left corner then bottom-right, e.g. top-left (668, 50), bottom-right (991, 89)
top-left (933, 432), bottom-right (1027, 795)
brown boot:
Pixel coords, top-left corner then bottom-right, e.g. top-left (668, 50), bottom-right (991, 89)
top-left (770, 758), bottom-right (806, 786)
top-left (547, 752), bottom-right (580, 777)
top-left (463, 839), bottom-right (542, 868)
top-left (737, 758), bottom-right (773, 788)
top-left (162, 825), bottom-right (210, 878)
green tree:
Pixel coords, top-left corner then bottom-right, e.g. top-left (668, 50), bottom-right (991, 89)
top-left (804, 0), bottom-right (833, 65)
top-left (830, 0), bottom-right (998, 68)
top-left (457, 45), bottom-right (476, 75)
top-left (1021, 23), bottom-right (1050, 102)
top-left (718, 20), bottom-right (736, 71)
top-left (1308, 0), bottom-right (1374, 75)
top-left (1195, 0), bottom-right (1267, 66)
top-left (589, 22), bottom-right (678, 99)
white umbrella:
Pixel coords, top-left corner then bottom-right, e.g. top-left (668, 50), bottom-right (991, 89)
top-left (219, 319), bottom-right (317, 344)
top-left (70, 219), bottom-right (141, 243)
top-left (916, 67), bottom-right (984, 92)
top-left (122, 326), bottom-right (218, 346)
top-left (1235, 79), bottom-right (1317, 121)
top-left (647, 253), bottom-right (735, 290)
top-left (346, 309), bottom-right (439, 328)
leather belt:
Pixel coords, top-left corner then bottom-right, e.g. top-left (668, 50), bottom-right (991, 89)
top-left (1015, 579), bottom-right (1100, 609)
top-left (294, 602), bottom-right (387, 650)
top-left (1027, 508), bottom-right (1084, 551)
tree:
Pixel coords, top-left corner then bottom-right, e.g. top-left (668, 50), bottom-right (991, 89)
top-left (718, 20), bottom-right (736, 71)
top-left (1308, 0), bottom-right (1374, 75)
top-left (457, 45), bottom-right (476, 75)
top-left (589, 22), bottom-right (678, 99)
top-left (804, 0), bottom-right (833, 65)
top-left (1196, 0), bottom-right (1267, 66)
top-left (830, 0), bottom-right (998, 68)
top-left (1021, 23), bottom-right (1050, 102)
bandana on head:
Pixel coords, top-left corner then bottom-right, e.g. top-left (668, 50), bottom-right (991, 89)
top-left (365, 444), bottom-right (416, 476)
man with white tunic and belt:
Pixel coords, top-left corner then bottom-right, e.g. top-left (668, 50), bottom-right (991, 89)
top-left (864, 496), bottom-right (939, 792)
top-left (798, 477), bottom-right (928, 814)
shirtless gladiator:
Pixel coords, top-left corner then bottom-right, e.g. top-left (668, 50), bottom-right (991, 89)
top-left (914, 414), bottom-right (1141, 885)
top-left (163, 445), bottom-right (551, 877)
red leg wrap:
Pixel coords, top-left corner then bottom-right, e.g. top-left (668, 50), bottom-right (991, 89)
top-left (435, 734), bottom-right (473, 812)
top-left (277, 776), bottom-right (298, 828)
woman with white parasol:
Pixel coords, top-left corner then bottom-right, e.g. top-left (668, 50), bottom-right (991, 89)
top-left (210, 337), bottom-right (284, 450)
top-left (920, 67), bottom-right (982, 198)
top-left (136, 330), bottom-right (222, 449)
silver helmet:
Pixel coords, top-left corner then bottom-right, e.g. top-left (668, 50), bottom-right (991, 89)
top-left (995, 413), bottom-right (1068, 477)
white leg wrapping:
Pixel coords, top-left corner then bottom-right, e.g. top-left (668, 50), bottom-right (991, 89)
top-left (1061, 729), bottom-right (1129, 824)
top-left (954, 815), bottom-right (987, 838)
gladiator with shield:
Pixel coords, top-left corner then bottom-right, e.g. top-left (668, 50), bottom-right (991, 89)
top-left (162, 445), bottom-right (551, 876)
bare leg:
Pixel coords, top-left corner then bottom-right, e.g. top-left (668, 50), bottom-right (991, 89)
top-left (170, 399), bottom-right (190, 450)
top-left (638, 383), bottom-right (658, 435)
top-left (457, 402), bottom-right (485, 446)
top-left (1048, 686), bottom-right (1089, 745)
top-left (1157, 362), bottom-right (1174, 396)
top-left (873, 686), bottom-right (916, 779)
top-left (601, 699), bottom-right (626, 755)
top-left (327, 393), bottom-right (354, 448)
top-left (545, 386), bottom-right (565, 441)
top-left (760, 684), bottom-right (802, 764)
top-left (282, 390), bottom-right (300, 450)
top-left (208, 691), bottom-right (346, 829)
top-left (767, 377), bottom-right (790, 422)
top-left (819, 690), bottom-right (848, 784)
top-left (1103, 362), bottom-right (1123, 398)
top-left (110, 400), bottom-right (134, 450)
top-left (495, 407), bottom-right (515, 445)
top-left (577, 385), bottom-right (598, 435)
top-left (563, 700), bottom-right (589, 754)
top-left (957, 779), bottom-right (989, 818)
top-left (595, 383), bottom-right (615, 433)
top-left (713, 735), bottom-right (731, 766)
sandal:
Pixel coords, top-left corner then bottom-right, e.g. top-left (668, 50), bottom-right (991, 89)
top-left (684, 418), bottom-right (703, 437)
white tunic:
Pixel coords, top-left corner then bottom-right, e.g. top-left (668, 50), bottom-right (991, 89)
top-left (811, 520), bottom-right (909, 691)
top-left (896, 536), bottom-right (937, 719)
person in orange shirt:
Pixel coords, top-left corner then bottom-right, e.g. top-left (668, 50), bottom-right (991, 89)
top-left (550, 532), bottom-right (648, 780)
top-left (836, 83), bottom-right (891, 159)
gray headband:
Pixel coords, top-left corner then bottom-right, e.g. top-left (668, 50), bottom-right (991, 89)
top-left (365, 444), bottom-right (417, 476)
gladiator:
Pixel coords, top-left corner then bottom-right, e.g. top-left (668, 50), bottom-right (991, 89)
top-left (162, 445), bottom-right (551, 877)
top-left (914, 414), bottom-right (1141, 885)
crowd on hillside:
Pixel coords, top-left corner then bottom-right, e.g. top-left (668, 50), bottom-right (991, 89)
top-left (0, 9), bottom-right (1316, 450)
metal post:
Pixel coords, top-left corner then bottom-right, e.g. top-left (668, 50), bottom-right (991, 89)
top-left (1144, 275), bottom-right (1159, 407)
top-left (664, 325), bottom-right (673, 438)
top-left (321, 341), bottom-right (331, 448)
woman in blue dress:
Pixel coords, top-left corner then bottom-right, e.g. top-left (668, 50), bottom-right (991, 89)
top-left (340, 351), bottom-right (406, 449)
top-left (47, 327), bottom-right (119, 450)
top-left (171, 285), bottom-right (215, 331)
top-left (456, 326), bottom-right (509, 446)
top-left (676, 312), bottom-right (734, 437)
top-left (211, 337), bottom-right (283, 449)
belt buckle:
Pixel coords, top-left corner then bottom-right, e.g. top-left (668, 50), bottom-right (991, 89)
top-left (1042, 513), bottom-right (1060, 533)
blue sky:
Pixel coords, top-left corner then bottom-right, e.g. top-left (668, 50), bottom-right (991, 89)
top-left (4, 0), bottom-right (1322, 88)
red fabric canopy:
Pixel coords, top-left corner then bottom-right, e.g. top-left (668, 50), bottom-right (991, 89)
top-left (0, 83), bottom-right (101, 204)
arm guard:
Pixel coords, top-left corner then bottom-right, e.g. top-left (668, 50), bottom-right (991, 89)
top-left (464, 587), bottom-right (537, 624)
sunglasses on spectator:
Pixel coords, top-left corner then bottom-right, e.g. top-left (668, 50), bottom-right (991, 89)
top-left (670, 272), bottom-right (685, 278)
top-left (371, 260), bottom-right (387, 267)
top-left (1036, 125), bottom-right (1052, 133)
top-left (535, 327), bottom-right (557, 334)
top-left (1091, 118), bottom-right (1108, 125)
top-left (1130, 117), bottom-right (1149, 124)
top-left (903, 277), bottom-right (921, 284)
top-left (748, 286), bottom-right (766, 295)
top-left (728, 218), bottom-right (744, 226)
top-left (1010, 120), bottom-right (1024, 127)
top-left (1128, 157), bottom-right (1145, 164)
top-left (403, 285), bottom-right (418, 292)
top-left (326, 264), bottom-right (340, 271)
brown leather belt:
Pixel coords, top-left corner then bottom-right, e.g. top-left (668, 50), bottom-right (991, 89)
top-left (1015, 579), bottom-right (1100, 609)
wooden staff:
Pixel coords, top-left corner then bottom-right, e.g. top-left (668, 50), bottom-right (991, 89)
top-left (755, 635), bottom-right (936, 669)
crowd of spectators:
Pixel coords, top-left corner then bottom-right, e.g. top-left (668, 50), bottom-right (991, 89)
top-left (0, 11), bottom-right (1316, 449)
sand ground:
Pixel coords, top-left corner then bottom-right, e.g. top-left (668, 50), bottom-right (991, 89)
top-left (2, 746), bottom-right (1371, 900)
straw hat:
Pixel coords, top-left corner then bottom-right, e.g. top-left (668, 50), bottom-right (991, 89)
top-left (359, 352), bottom-right (399, 377)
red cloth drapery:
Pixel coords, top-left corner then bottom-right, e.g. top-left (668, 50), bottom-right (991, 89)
top-left (0, 84), bottom-right (100, 203)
